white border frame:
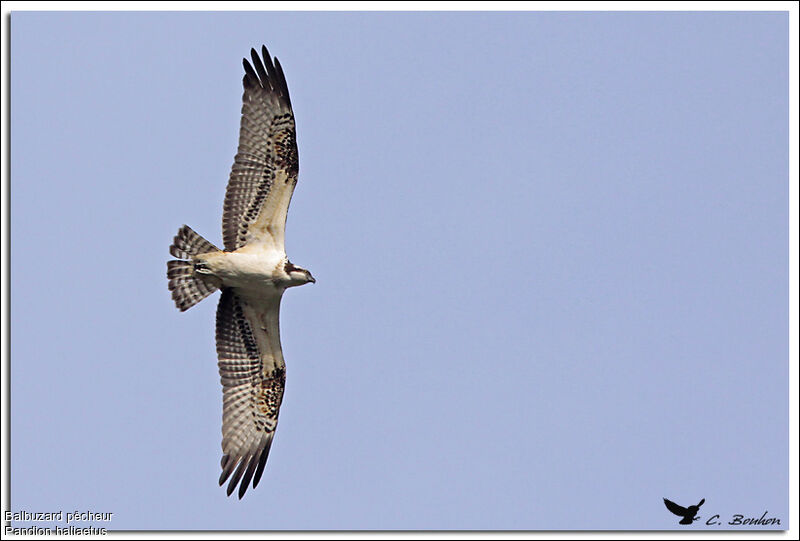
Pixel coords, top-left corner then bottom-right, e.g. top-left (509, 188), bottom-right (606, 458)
top-left (1, 3), bottom-right (796, 540)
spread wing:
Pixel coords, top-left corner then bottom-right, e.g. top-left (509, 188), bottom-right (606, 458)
top-left (663, 498), bottom-right (689, 517)
top-left (222, 45), bottom-right (298, 252)
top-left (216, 288), bottom-right (286, 498)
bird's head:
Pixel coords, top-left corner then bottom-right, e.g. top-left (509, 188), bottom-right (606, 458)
top-left (284, 260), bottom-right (315, 287)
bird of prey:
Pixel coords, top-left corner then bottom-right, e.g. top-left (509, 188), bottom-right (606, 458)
top-left (663, 497), bottom-right (705, 525)
top-left (166, 45), bottom-right (314, 499)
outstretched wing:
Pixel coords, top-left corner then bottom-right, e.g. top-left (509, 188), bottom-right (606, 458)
top-left (663, 498), bottom-right (689, 517)
top-left (222, 45), bottom-right (298, 252)
top-left (216, 288), bottom-right (286, 498)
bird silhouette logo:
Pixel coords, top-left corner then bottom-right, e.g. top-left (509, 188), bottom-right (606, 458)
top-left (663, 497), bottom-right (706, 525)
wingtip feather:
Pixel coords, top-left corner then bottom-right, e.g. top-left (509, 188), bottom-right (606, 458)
top-left (226, 458), bottom-right (249, 497)
top-left (239, 44), bottom-right (292, 110)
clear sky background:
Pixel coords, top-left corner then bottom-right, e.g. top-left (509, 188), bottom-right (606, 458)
top-left (10, 11), bottom-right (789, 531)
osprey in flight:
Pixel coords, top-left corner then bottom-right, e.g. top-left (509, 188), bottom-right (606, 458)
top-left (167, 46), bottom-right (314, 499)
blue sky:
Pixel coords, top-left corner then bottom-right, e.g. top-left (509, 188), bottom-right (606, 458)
top-left (9, 11), bottom-right (790, 530)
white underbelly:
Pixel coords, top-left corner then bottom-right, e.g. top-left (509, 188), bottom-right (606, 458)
top-left (205, 246), bottom-right (285, 295)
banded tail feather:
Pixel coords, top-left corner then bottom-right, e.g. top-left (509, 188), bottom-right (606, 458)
top-left (167, 225), bottom-right (221, 311)
top-left (170, 224), bottom-right (220, 259)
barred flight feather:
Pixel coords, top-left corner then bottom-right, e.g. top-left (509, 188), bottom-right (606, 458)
top-left (222, 46), bottom-right (298, 252)
top-left (215, 288), bottom-right (286, 499)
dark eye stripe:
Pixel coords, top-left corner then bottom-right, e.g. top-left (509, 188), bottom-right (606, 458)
top-left (284, 261), bottom-right (298, 273)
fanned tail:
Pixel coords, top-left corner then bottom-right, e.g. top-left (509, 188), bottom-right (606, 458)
top-left (167, 225), bottom-right (221, 311)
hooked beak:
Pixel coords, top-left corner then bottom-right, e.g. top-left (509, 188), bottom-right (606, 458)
top-left (308, 275), bottom-right (316, 284)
